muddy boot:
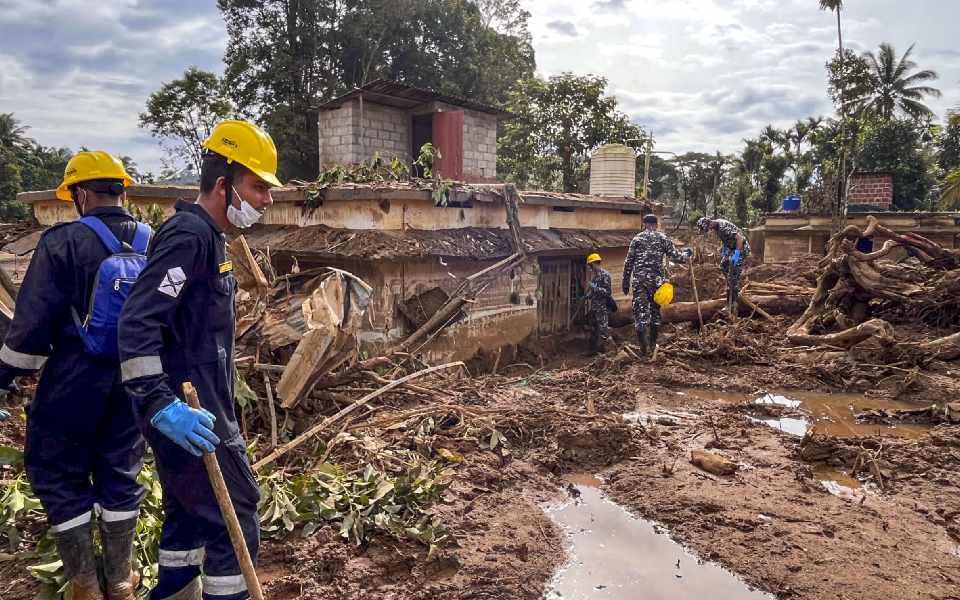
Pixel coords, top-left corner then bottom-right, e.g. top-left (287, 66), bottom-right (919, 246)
top-left (649, 323), bottom-right (659, 358)
top-left (636, 327), bottom-right (650, 358)
top-left (54, 522), bottom-right (103, 600)
top-left (159, 577), bottom-right (202, 600)
top-left (101, 518), bottom-right (139, 600)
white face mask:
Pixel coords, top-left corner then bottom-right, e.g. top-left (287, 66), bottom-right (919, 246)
top-left (226, 188), bottom-right (263, 229)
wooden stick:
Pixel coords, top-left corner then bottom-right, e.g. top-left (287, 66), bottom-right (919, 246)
top-left (182, 383), bottom-right (263, 600)
top-left (253, 363), bottom-right (285, 373)
top-left (740, 295), bottom-right (776, 323)
top-left (252, 361), bottom-right (465, 472)
top-left (262, 373), bottom-right (278, 449)
top-left (688, 256), bottom-right (705, 331)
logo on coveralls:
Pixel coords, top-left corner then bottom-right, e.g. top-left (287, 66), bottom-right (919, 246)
top-left (158, 266), bottom-right (187, 298)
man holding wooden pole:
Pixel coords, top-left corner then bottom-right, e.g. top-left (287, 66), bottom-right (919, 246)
top-left (119, 120), bottom-right (279, 600)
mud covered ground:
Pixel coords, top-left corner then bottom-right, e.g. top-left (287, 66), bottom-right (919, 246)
top-left (2, 330), bottom-right (959, 599)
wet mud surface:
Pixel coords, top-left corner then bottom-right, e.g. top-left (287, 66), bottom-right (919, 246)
top-left (2, 353), bottom-right (959, 599)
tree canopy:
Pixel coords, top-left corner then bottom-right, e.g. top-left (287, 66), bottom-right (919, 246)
top-left (497, 73), bottom-right (644, 193)
top-left (217, 0), bottom-right (535, 181)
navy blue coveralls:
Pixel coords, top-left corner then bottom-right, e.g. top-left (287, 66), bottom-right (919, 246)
top-left (118, 200), bottom-right (259, 600)
top-left (0, 207), bottom-right (145, 532)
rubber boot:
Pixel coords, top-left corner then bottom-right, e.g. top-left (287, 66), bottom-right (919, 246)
top-left (636, 326), bottom-right (650, 358)
top-left (101, 518), bottom-right (139, 600)
top-left (53, 522), bottom-right (103, 600)
top-left (159, 577), bottom-right (202, 600)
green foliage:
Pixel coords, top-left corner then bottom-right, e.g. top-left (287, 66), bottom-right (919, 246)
top-left (139, 67), bottom-right (234, 175)
top-left (258, 459), bottom-right (451, 549)
top-left (126, 202), bottom-right (166, 231)
top-left (859, 43), bottom-right (941, 122)
top-left (0, 113), bottom-right (67, 222)
top-left (414, 143), bottom-right (438, 180)
top-left (938, 112), bottom-right (960, 173)
top-left (940, 169), bottom-right (960, 210)
top-left (498, 74), bottom-right (645, 192)
top-left (218, 0), bottom-right (535, 181)
top-left (857, 118), bottom-right (934, 211)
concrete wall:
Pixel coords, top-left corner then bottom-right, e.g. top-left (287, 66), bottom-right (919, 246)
top-left (463, 110), bottom-right (498, 181)
top-left (756, 212), bottom-right (960, 263)
top-left (319, 100), bottom-right (411, 167)
top-left (318, 99), bottom-right (498, 181)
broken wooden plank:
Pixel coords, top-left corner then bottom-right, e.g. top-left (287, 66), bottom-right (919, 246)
top-left (228, 235), bottom-right (269, 291)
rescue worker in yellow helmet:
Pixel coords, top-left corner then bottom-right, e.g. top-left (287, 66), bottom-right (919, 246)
top-left (585, 253), bottom-right (614, 355)
top-left (118, 120), bottom-right (279, 600)
top-left (622, 214), bottom-right (691, 358)
top-left (0, 151), bottom-right (148, 600)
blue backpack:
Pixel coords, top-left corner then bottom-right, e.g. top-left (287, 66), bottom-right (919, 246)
top-left (71, 216), bottom-right (152, 358)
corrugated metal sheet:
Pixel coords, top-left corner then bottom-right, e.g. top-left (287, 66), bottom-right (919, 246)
top-left (316, 79), bottom-right (510, 117)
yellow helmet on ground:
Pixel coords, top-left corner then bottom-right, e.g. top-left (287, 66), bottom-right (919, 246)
top-left (202, 120), bottom-right (282, 187)
top-left (586, 253), bottom-right (602, 264)
top-left (55, 151), bottom-right (135, 201)
top-left (654, 282), bottom-right (674, 306)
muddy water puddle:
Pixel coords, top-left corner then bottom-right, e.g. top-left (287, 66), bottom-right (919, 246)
top-left (678, 389), bottom-right (930, 439)
top-left (546, 476), bottom-right (771, 600)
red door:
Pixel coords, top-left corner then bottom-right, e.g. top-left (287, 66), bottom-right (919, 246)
top-left (432, 110), bottom-right (464, 181)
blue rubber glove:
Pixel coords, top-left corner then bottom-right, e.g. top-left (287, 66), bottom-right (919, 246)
top-left (732, 249), bottom-right (742, 266)
top-left (151, 400), bottom-right (220, 456)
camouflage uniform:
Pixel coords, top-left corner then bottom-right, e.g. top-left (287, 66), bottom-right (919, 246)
top-left (713, 219), bottom-right (751, 310)
top-left (622, 231), bottom-right (688, 331)
top-left (587, 267), bottom-right (612, 353)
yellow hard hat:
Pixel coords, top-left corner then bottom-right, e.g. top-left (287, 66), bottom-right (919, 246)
top-left (586, 253), bottom-right (602, 264)
top-left (654, 282), bottom-right (674, 306)
top-left (202, 120), bottom-right (282, 187)
top-left (55, 151), bottom-right (135, 201)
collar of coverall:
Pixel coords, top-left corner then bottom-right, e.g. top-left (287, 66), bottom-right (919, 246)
top-left (175, 198), bottom-right (224, 235)
top-left (83, 206), bottom-right (131, 218)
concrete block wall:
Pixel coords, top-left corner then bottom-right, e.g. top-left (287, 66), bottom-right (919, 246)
top-left (319, 103), bottom-right (359, 166)
top-left (319, 100), bottom-right (411, 167)
top-left (463, 110), bottom-right (498, 181)
top-left (357, 102), bottom-right (410, 163)
top-left (848, 173), bottom-right (893, 208)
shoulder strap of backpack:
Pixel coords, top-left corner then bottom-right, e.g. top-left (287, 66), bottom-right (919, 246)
top-left (131, 222), bottom-right (152, 254)
top-left (78, 216), bottom-right (121, 254)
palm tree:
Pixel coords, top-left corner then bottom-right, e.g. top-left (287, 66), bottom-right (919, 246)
top-left (942, 170), bottom-right (960, 210)
top-left (0, 113), bottom-right (29, 152)
top-left (860, 43), bottom-right (941, 121)
top-left (819, 1), bottom-right (846, 226)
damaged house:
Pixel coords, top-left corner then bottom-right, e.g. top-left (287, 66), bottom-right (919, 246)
top-left (14, 81), bottom-right (655, 366)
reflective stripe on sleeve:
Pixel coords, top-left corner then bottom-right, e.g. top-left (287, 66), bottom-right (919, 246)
top-left (0, 344), bottom-right (47, 370)
top-left (120, 355), bottom-right (164, 382)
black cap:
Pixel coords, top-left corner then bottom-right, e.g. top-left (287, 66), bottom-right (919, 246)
top-left (642, 213), bottom-right (658, 224)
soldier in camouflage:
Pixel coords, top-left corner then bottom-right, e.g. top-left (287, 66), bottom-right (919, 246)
top-left (623, 214), bottom-right (691, 356)
top-left (585, 253), bottom-right (612, 355)
top-left (697, 217), bottom-right (750, 315)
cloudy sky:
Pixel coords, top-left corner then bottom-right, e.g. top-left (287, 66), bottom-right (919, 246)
top-left (1, 0), bottom-right (957, 175)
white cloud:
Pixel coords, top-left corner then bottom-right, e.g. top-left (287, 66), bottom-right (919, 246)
top-left (526, 0), bottom-right (960, 154)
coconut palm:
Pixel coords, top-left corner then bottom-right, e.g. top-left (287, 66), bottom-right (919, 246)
top-left (942, 170), bottom-right (960, 210)
top-left (0, 113), bottom-right (29, 152)
top-left (859, 43), bottom-right (941, 121)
